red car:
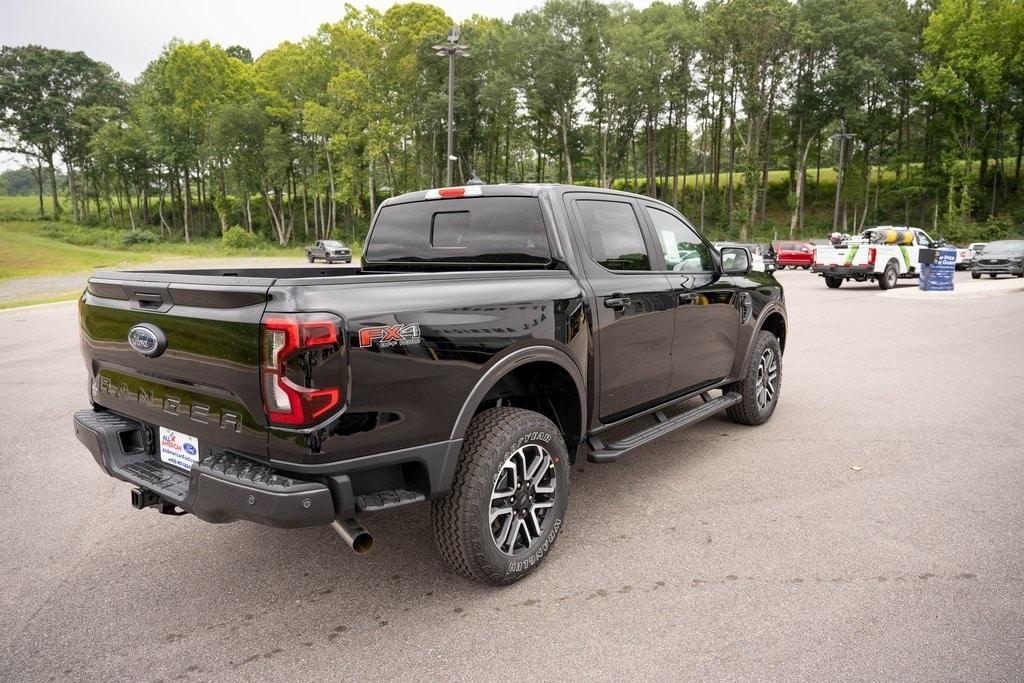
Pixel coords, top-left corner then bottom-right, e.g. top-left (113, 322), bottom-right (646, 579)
top-left (773, 241), bottom-right (814, 269)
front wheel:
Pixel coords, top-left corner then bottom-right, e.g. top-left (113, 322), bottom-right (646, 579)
top-left (825, 277), bottom-right (842, 289)
top-left (989, 273), bottom-right (997, 279)
top-left (725, 330), bottom-right (782, 426)
top-left (431, 407), bottom-right (569, 585)
top-left (972, 272), bottom-right (981, 280)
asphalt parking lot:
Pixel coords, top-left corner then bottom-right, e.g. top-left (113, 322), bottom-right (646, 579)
top-left (1, 269), bottom-right (1022, 681)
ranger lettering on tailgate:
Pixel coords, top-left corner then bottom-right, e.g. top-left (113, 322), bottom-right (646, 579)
top-left (94, 373), bottom-right (243, 432)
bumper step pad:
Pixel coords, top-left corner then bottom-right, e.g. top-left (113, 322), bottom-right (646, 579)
top-left (355, 488), bottom-right (425, 513)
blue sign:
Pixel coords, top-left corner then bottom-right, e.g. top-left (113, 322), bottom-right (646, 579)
top-left (919, 247), bottom-right (956, 292)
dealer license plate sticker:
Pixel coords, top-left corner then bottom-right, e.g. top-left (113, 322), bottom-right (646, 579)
top-left (159, 427), bottom-right (200, 471)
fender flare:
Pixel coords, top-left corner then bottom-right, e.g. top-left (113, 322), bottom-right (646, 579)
top-left (736, 302), bottom-right (788, 379)
top-left (449, 345), bottom-right (587, 443)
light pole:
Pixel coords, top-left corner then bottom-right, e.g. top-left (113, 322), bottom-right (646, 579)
top-left (433, 27), bottom-right (469, 187)
top-left (831, 129), bottom-right (857, 231)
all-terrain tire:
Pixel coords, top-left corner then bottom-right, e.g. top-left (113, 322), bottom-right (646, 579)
top-left (725, 330), bottom-right (782, 426)
top-left (878, 260), bottom-right (898, 290)
top-left (431, 407), bottom-right (570, 585)
top-left (825, 277), bottom-right (842, 289)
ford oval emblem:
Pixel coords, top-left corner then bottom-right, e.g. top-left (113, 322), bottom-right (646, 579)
top-left (128, 323), bottom-right (167, 358)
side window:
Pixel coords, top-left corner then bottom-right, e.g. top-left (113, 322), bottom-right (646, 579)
top-left (576, 200), bottom-right (651, 271)
top-left (645, 207), bottom-right (713, 272)
top-left (916, 230), bottom-right (933, 246)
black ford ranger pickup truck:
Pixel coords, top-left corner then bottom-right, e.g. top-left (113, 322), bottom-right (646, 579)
top-left (74, 183), bottom-right (787, 585)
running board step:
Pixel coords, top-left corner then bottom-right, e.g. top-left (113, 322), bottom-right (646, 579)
top-left (587, 392), bottom-right (742, 464)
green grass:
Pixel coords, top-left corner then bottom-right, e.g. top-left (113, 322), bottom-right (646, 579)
top-left (0, 291), bottom-right (81, 310)
top-left (0, 222), bottom-right (155, 279)
top-left (0, 220), bottom-right (321, 281)
top-left (614, 156), bottom-right (1020, 191)
top-left (0, 194), bottom-right (51, 221)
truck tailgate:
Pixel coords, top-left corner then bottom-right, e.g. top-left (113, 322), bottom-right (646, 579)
top-left (814, 245), bottom-right (863, 266)
top-left (80, 272), bottom-right (274, 460)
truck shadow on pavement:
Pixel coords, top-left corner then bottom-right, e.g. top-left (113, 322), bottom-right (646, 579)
top-left (107, 418), bottom-right (726, 657)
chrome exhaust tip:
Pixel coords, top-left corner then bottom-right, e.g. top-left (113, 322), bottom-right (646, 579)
top-left (331, 518), bottom-right (373, 554)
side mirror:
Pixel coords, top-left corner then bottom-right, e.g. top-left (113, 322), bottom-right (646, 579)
top-left (720, 246), bottom-right (752, 275)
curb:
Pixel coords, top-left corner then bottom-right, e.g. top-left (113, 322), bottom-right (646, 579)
top-left (880, 282), bottom-right (1024, 300)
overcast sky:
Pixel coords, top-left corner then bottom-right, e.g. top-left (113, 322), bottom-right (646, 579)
top-left (2, 0), bottom-right (655, 81)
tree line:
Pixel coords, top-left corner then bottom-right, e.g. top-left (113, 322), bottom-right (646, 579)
top-left (1, 0), bottom-right (1022, 246)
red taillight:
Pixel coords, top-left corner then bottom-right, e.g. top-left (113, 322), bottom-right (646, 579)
top-left (867, 247), bottom-right (877, 266)
top-left (260, 315), bottom-right (341, 427)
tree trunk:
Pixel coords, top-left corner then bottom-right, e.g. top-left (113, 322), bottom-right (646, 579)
top-left (32, 159), bottom-right (44, 218)
top-left (65, 162), bottom-right (78, 222)
top-left (218, 160), bottom-right (229, 235)
top-left (1015, 120), bottom-right (1023, 186)
top-left (560, 106), bottom-right (573, 185)
top-left (183, 168), bottom-right (192, 244)
top-left (789, 136), bottom-right (813, 239)
top-left (368, 158), bottom-right (377, 225)
top-left (727, 81), bottom-right (737, 230)
top-left (325, 143), bottom-right (337, 234)
top-left (47, 153), bottom-right (61, 218)
top-left (301, 179), bottom-right (309, 237)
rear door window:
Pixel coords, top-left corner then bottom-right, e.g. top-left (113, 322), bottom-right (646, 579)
top-left (365, 197), bottom-right (551, 265)
top-left (576, 200), bottom-right (651, 271)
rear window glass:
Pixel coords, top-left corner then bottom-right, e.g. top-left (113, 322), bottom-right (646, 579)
top-left (365, 197), bottom-right (551, 265)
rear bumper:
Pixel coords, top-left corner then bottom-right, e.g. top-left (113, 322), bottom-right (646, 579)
top-left (73, 408), bottom-right (459, 527)
top-left (812, 264), bottom-right (876, 278)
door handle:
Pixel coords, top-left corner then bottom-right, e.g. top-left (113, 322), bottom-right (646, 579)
top-left (603, 295), bottom-right (631, 309)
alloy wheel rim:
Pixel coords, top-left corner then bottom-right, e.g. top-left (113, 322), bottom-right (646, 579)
top-left (489, 444), bottom-right (557, 556)
top-left (755, 348), bottom-right (779, 411)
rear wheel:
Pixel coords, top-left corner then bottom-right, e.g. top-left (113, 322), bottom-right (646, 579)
top-left (878, 261), bottom-right (898, 290)
top-left (307, 253), bottom-right (314, 263)
top-left (431, 407), bottom-right (569, 585)
top-left (725, 330), bottom-right (782, 426)
top-left (825, 277), bottom-right (842, 289)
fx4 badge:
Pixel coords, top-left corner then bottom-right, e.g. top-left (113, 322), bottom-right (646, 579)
top-left (358, 323), bottom-right (422, 349)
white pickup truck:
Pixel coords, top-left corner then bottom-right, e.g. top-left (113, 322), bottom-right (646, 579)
top-left (812, 226), bottom-right (941, 289)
